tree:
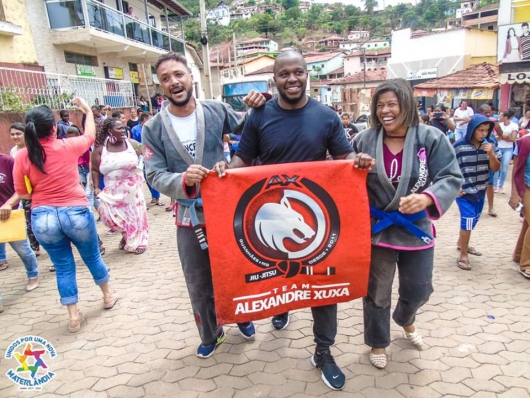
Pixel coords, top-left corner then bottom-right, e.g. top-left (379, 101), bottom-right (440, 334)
top-left (285, 7), bottom-right (302, 20)
top-left (281, 0), bottom-right (299, 10)
top-left (363, 0), bottom-right (377, 15)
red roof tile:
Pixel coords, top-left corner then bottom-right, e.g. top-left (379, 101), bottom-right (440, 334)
top-left (304, 51), bottom-right (345, 63)
top-left (245, 65), bottom-right (274, 76)
top-left (414, 63), bottom-right (499, 89)
top-left (330, 68), bottom-right (387, 84)
top-left (328, 66), bottom-right (344, 75)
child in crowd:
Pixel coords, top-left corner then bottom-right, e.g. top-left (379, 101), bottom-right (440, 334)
top-left (454, 114), bottom-right (501, 270)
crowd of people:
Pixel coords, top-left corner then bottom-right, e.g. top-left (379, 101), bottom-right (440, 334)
top-left (0, 49), bottom-right (528, 392)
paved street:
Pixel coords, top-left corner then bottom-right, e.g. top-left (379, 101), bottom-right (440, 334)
top-left (1, 177), bottom-right (530, 398)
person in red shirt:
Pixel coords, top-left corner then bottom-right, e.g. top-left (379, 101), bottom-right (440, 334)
top-left (12, 98), bottom-right (118, 333)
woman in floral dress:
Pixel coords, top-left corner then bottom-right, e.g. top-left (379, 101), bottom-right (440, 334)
top-left (91, 118), bottom-right (148, 254)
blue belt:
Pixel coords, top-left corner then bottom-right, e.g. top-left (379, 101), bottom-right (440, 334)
top-left (176, 198), bottom-right (208, 250)
top-left (370, 206), bottom-right (433, 245)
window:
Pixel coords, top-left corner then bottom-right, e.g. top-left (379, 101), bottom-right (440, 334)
top-left (64, 51), bottom-right (98, 66)
top-left (129, 63), bottom-right (138, 72)
top-left (116, 0), bottom-right (129, 12)
top-left (321, 64), bottom-right (324, 68)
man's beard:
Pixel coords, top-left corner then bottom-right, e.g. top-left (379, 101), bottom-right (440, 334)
top-left (167, 85), bottom-right (194, 107)
top-left (279, 88), bottom-right (305, 105)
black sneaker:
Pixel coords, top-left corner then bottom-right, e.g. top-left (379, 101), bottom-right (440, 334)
top-left (271, 313), bottom-right (290, 330)
top-left (311, 350), bottom-right (345, 390)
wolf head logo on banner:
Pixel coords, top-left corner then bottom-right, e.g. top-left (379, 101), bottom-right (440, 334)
top-left (235, 174), bottom-right (340, 282)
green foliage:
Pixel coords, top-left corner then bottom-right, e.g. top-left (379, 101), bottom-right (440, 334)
top-left (180, 0), bottom-right (485, 49)
top-left (281, 0), bottom-right (299, 9)
top-left (0, 85), bottom-right (29, 112)
top-left (33, 93), bottom-right (75, 109)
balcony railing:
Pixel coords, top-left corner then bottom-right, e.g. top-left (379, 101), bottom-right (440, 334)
top-left (45, 0), bottom-right (184, 53)
top-left (0, 67), bottom-right (134, 111)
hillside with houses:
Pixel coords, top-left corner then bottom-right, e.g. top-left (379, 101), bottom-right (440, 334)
top-left (196, 0), bottom-right (501, 120)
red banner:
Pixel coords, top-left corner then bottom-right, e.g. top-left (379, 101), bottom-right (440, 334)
top-left (201, 160), bottom-right (371, 325)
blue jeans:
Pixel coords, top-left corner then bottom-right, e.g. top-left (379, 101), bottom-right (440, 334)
top-left (498, 147), bottom-right (514, 188)
top-left (363, 245), bottom-right (434, 348)
top-left (455, 127), bottom-right (466, 142)
top-left (31, 206), bottom-right (109, 305)
top-left (0, 240), bottom-right (39, 279)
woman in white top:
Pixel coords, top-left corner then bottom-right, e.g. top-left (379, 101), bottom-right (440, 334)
top-left (495, 110), bottom-right (519, 193)
top-left (9, 123), bottom-right (26, 158)
top-left (503, 28), bottom-right (522, 63)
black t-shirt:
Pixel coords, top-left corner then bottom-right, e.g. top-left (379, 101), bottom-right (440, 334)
top-left (236, 98), bottom-right (352, 164)
top-left (127, 118), bottom-right (140, 130)
top-left (430, 118), bottom-right (449, 134)
top-left (344, 122), bottom-right (359, 141)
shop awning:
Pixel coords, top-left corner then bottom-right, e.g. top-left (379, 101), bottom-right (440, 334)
top-left (413, 63), bottom-right (499, 98)
top-left (500, 72), bottom-right (530, 85)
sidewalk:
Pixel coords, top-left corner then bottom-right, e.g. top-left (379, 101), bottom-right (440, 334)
top-left (0, 186), bottom-right (529, 397)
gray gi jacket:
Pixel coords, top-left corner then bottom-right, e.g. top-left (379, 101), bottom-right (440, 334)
top-left (142, 100), bottom-right (242, 227)
top-left (353, 124), bottom-right (463, 249)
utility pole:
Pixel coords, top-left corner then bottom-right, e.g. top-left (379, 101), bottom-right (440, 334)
top-left (233, 32), bottom-right (238, 78)
top-left (200, 0), bottom-right (213, 99)
top-left (362, 47), bottom-right (366, 89)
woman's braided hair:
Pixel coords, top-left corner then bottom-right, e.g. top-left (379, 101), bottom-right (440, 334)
top-left (95, 117), bottom-right (119, 147)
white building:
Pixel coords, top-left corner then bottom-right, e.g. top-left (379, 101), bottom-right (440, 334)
top-left (361, 39), bottom-right (390, 51)
top-left (305, 51), bottom-right (346, 79)
top-left (24, 0), bottom-right (192, 103)
top-left (347, 30), bottom-right (370, 41)
top-left (387, 28), bottom-right (497, 82)
top-left (206, 1), bottom-right (230, 26)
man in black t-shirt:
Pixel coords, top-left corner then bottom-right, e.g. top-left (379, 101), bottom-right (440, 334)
top-left (214, 50), bottom-right (373, 391)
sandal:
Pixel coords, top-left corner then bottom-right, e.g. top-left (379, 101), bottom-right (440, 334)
top-left (404, 328), bottom-right (424, 348)
top-left (0, 261), bottom-right (8, 271)
top-left (155, 202), bottom-right (166, 206)
top-left (26, 280), bottom-right (39, 292)
top-left (369, 352), bottom-right (387, 369)
top-left (165, 204), bottom-right (175, 212)
top-left (134, 247), bottom-right (146, 255)
top-left (457, 246), bottom-right (482, 256)
top-left (49, 266), bottom-right (55, 272)
top-left (68, 310), bottom-right (86, 333)
top-left (103, 293), bottom-right (119, 309)
top-left (150, 199), bottom-right (156, 204)
top-left (118, 238), bottom-right (126, 250)
top-left (457, 259), bottom-right (471, 271)
top-left (519, 269), bottom-right (530, 279)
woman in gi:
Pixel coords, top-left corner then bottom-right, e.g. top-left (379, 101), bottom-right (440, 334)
top-left (352, 79), bottom-right (462, 369)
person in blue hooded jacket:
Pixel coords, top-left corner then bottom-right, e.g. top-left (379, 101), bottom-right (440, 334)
top-left (454, 114), bottom-right (501, 270)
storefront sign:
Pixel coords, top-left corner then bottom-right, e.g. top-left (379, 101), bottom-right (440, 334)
top-left (498, 23), bottom-right (530, 64)
top-left (75, 65), bottom-right (96, 77)
top-left (471, 88), bottom-right (494, 99)
top-left (129, 71), bottom-right (139, 83)
top-left (407, 68), bottom-right (437, 81)
top-left (501, 72), bottom-right (530, 84)
top-left (413, 88), bottom-right (437, 97)
top-left (104, 67), bottom-right (124, 80)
